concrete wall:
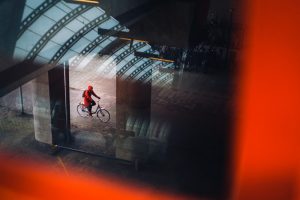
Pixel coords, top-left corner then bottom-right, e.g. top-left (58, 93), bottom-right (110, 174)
top-left (32, 74), bottom-right (52, 144)
top-left (0, 81), bottom-right (33, 114)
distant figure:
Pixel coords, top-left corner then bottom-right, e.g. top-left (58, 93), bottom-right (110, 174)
top-left (82, 85), bottom-right (100, 116)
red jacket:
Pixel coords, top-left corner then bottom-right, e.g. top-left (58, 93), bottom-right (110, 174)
top-left (83, 90), bottom-right (100, 107)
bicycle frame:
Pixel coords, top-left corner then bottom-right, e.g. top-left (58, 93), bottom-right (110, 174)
top-left (84, 100), bottom-right (103, 115)
top-left (78, 100), bottom-right (110, 122)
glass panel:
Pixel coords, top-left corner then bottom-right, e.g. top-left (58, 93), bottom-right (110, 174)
top-left (76, 46), bottom-right (102, 70)
top-left (21, 5), bottom-right (33, 21)
top-left (92, 45), bottom-right (104, 55)
top-left (125, 59), bottom-right (147, 75)
top-left (99, 18), bottom-right (119, 29)
top-left (154, 73), bottom-right (169, 84)
top-left (99, 37), bottom-right (116, 48)
top-left (38, 40), bottom-right (61, 60)
top-left (56, 1), bottom-right (77, 12)
top-left (145, 62), bottom-right (157, 72)
top-left (13, 47), bottom-right (28, 60)
top-left (79, 53), bottom-right (98, 69)
top-left (123, 54), bottom-right (135, 62)
top-left (84, 30), bottom-right (98, 41)
top-left (35, 55), bottom-right (49, 64)
top-left (75, 15), bottom-right (91, 25)
top-left (136, 46), bottom-right (151, 53)
top-left (96, 55), bottom-right (116, 73)
top-left (65, 19), bottom-right (85, 33)
top-left (144, 74), bottom-right (152, 83)
top-left (28, 15), bottom-right (56, 36)
top-left (113, 46), bottom-right (129, 56)
top-left (63, 1), bottom-right (80, 10)
top-left (58, 49), bottom-right (78, 63)
top-left (134, 63), bottom-right (155, 80)
top-left (81, 7), bottom-right (103, 21)
top-left (161, 63), bottom-right (175, 69)
top-left (108, 17), bottom-right (119, 26)
top-left (70, 37), bottom-right (90, 53)
top-left (26, 0), bottom-right (44, 9)
top-left (51, 27), bottom-right (74, 44)
top-left (16, 30), bottom-right (41, 52)
top-left (115, 60), bottom-right (128, 72)
top-left (96, 7), bottom-right (105, 14)
top-left (43, 6), bottom-right (67, 21)
top-left (118, 46), bottom-right (151, 63)
top-left (68, 55), bottom-right (77, 64)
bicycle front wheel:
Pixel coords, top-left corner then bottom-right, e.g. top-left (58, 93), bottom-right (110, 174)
top-left (77, 104), bottom-right (88, 117)
top-left (97, 109), bottom-right (110, 123)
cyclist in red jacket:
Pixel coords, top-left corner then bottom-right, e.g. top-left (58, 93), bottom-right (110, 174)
top-left (83, 85), bottom-right (100, 116)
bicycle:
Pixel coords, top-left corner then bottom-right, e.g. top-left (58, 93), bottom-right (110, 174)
top-left (77, 100), bottom-right (110, 123)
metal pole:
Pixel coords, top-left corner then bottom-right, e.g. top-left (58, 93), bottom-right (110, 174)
top-left (19, 86), bottom-right (24, 114)
top-left (178, 49), bottom-right (187, 87)
top-left (64, 61), bottom-right (71, 143)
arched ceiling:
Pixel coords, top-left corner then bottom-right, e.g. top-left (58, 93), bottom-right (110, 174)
top-left (14, 0), bottom-right (174, 85)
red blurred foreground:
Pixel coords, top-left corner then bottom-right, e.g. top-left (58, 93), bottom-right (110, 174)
top-left (0, 153), bottom-right (195, 200)
top-left (232, 0), bottom-right (300, 199)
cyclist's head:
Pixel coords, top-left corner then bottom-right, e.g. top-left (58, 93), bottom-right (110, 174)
top-left (88, 85), bottom-right (93, 90)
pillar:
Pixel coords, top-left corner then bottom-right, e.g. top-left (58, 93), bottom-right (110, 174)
top-left (32, 64), bottom-right (70, 145)
top-left (115, 77), bottom-right (151, 162)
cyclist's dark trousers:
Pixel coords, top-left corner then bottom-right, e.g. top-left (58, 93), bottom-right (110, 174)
top-left (88, 100), bottom-right (96, 114)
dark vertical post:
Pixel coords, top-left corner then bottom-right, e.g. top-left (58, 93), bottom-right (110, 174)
top-left (64, 61), bottom-right (71, 143)
top-left (115, 76), bottom-right (152, 162)
top-left (116, 77), bottom-right (128, 132)
top-left (48, 65), bottom-right (69, 145)
top-left (19, 86), bottom-right (24, 114)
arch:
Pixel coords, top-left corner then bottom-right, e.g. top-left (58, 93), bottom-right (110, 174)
top-left (15, 0), bottom-right (177, 89)
top-left (49, 13), bottom-right (110, 64)
top-left (116, 49), bottom-right (156, 77)
top-left (137, 62), bottom-right (171, 82)
top-left (71, 37), bottom-right (126, 68)
top-left (69, 28), bottom-right (131, 67)
top-left (26, 4), bottom-right (91, 60)
top-left (99, 42), bottom-right (148, 75)
top-left (125, 60), bottom-right (155, 81)
top-left (18, 0), bottom-right (60, 38)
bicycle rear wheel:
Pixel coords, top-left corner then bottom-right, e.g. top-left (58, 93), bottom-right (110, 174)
top-left (77, 104), bottom-right (88, 117)
top-left (97, 109), bottom-right (110, 123)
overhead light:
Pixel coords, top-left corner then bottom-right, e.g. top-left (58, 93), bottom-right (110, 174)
top-left (98, 29), bottom-right (148, 44)
top-left (134, 51), bottom-right (174, 63)
top-left (65, 0), bottom-right (99, 5)
top-left (148, 57), bottom-right (174, 63)
top-left (119, 37), bottom-right (148, 43)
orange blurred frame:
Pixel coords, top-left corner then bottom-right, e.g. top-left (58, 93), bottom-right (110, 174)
top-left (231, 0), bottom-right (300, 199)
